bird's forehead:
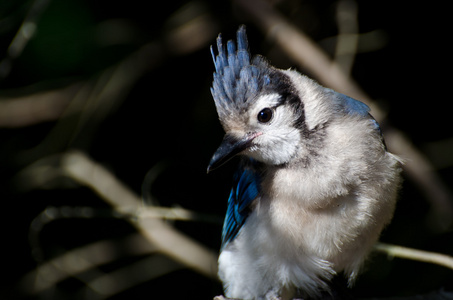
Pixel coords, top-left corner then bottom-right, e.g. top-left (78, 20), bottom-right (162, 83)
top-left (253, 93), bottom-right (282, 109)
top-left (219, 93), bottom-right (283, 132)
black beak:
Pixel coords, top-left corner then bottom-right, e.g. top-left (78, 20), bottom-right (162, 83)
top-left (207, 133), bottom-right (256, 173)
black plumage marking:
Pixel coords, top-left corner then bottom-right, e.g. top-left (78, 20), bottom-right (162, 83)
top-left (265, 71), bottom-right (308, 134)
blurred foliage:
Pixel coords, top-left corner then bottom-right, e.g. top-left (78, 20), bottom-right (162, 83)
top-left (0, 0), bottom-right (452, 299)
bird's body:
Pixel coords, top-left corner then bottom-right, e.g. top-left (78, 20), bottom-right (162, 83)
top-left (208, 26), bottom-right (401, 300)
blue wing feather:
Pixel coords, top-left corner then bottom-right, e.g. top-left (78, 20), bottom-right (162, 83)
top-left (336, 92), bottom-right (387, 148)
top-left (335, 92), bottom-right (370, 117)
top-left (221, 159), bottom-right (261, 249)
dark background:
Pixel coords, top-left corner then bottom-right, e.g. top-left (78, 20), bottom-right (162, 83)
top-left (1, 0), bottom-right (452, 299)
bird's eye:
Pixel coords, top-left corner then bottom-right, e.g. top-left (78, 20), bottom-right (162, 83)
top-left (257, 108), bottom-right (273, 123)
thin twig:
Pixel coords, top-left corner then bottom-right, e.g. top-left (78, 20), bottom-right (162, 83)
top-left (374, 242), bottom-right (453, 270)
top-left (137, 206), bottom-right (223, 224)
top-left (79, 255), bottom-right (183, 299)
top-left (0, 0), bottom-right (51, 79)
top-left (20, 233), bottom-right (156, 295)
top-left (20, 191), bottom-right (220, 295)
top-left (334, 0), bottom-right (359, 77)
top-left (60, 150), bottom-right (219, 278)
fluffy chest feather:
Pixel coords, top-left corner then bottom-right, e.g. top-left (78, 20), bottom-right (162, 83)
top-left (259, 166), bottom-right (362, 262)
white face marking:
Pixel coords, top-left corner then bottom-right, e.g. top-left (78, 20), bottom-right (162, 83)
top-left (242, 94), bottom-right (302, 165)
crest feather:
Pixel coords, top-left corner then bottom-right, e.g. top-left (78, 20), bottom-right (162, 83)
top-left (210, 26), bottom-right (272, 118)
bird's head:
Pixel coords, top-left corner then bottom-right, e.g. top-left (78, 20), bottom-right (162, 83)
top-left (207, 26), bottom-right (371, 173)
top-left (207, 26), bottom-right (311, 173)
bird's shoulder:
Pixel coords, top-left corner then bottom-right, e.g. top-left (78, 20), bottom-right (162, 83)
top-left (334, 92), bottom-right (370, 117)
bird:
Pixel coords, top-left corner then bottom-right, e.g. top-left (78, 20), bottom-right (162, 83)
top-left (207, 25), bottom-right (402, 300)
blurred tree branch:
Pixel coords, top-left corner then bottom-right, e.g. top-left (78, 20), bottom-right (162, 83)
top-left (334, 0), bottom-right (359, 77)
top-left (1, 1), bottom-right (220, 168)
top-left (20, 233), bottom-right (157, 295)
top-left (0, 0), bottom-right (51, 78)
top-left (80, 254), bottom-right (183, 299)
top-left (374, 243), bottom-right (453, 270)
top-left (19, 150), bottom-right (219, 296)
top-left (60, 150), bottom-right (219, 278)
top-left (0, 83), bottom-right (79, 127)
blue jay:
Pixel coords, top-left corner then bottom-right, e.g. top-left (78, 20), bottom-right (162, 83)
top-left (207, 26), bottom-right (402, 300)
